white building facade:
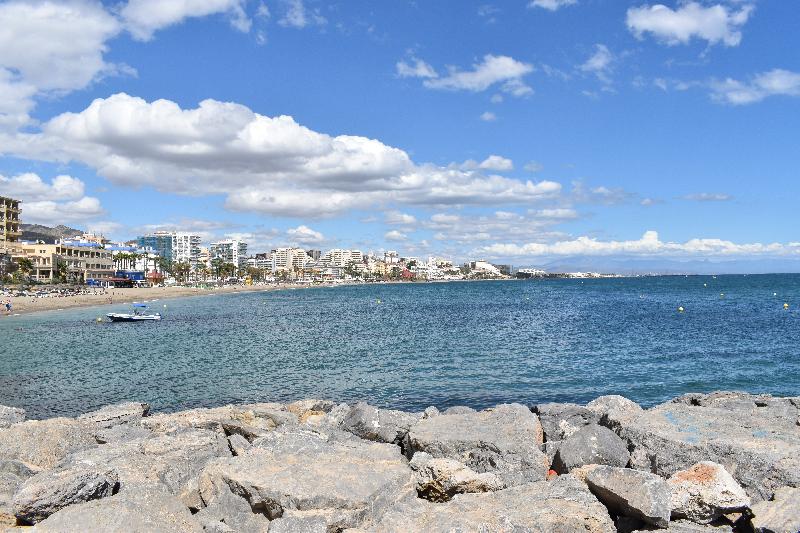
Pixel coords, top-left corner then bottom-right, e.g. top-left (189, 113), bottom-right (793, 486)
top-left (210, 239), bottom-right (248, 270)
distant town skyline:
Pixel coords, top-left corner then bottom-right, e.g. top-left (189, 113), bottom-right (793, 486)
top-left (1, 0), bottom-right (799, 271)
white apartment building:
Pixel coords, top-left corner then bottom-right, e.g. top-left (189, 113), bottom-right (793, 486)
top-left (322, 249), bottom-right (364, 270)
top-left (384, 250), bottom-right (400, 265)
top-left (173, 232), bottom-right (202, 266)
top-left (210, 239), bottom-right (248, 270)
top-left (271, 247), bottom-right (307, 272)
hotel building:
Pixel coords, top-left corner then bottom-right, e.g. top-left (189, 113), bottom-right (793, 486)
top-left (210, 239), bottom-right (248, 270)
top-left (0, 196), bottom-right (21, 251)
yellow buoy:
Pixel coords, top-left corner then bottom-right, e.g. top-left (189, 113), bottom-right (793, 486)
top-left (784, 303), bottom-right (789, 309)
top-left (678, 306), bottom-right (685, 313)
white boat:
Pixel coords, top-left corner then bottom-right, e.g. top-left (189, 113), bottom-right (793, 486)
top-left (107, 303), bottom-right (162, 322)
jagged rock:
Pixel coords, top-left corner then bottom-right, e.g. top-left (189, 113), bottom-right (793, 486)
top-left (78, 402), bottom-right (150, 428)
top-left (442, 406), bottom-right (475, 415)
top-left (320, 402), bottom-right (351, 428)
top-left (195, 480), bottom-right (270, 533)
top-left (533, 402), bottom-right (598, 441)
top-left (141, 403), bottom-right (294, 434)
top-left (586, 465), bottom-right (671, 527)
top-left (227, 433), bottom-right (251, 456)
top-left (198, 428), bottom-right (415, 531)
top-left (552, 424), bottom-right (630, 474)
top-left (668, 461), bottom-right (750, 523)
top-left (12, 465), bottom-right (119, 524)
top-left (221, 419), bottom-right (271, 441)
top-left (30, 483), bottom-right (203, 532)
top-left (286, 399), bottom-right (334, 417)
top-left (422, 406), bottom-right (439, 418)
top-left (633, 520), bottom-right (734, 532)
top-left (95, 424), bottom-right (152, 444)
top-left (542, 439), bottom-right (562, 465)
top-left (588, 395), bottom-right (644, 431)
top-left (268, 516), bottom-right (327, 533)
top-left (339, 402), bottom-right (420, 445)
top-left (405, 403), bottom-right (548, 486)
top-left (0, 460), bottom-right (38, 526)
top-left (409, 451), bottom-right (504, 501)
top-left (611, 391), bottom-right (800, 501)
top-left (358, 474), bottom-right (614, 532)
top-left (750, 486), bottom-right (800, 533)
top-left (0, 405), bottom-right (25, 428)
top-left (0, 418), bottom-right (96, 469)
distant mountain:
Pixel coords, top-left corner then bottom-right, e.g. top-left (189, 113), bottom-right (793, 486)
top-left (20, 224), bottom-right (83, 244)
top-left (520, 257), bottom-right (800, 275)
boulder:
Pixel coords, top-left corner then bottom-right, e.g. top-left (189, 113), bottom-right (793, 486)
top-left (140, 403), bottom-right (295, 434)
top-left (409, 451), bottom-right (503, 501)
top-left (533, 402), bottom-right (598, 441)
top-left (0, 418), bottom-right (96, 469)
top-left (668, 461), bottom-right (750, 523)
top-left (94, 424), bottom-right (152, 444)
top-left (286, 399), bottom-right (334, 418)
top-left (227, 433), bottom-right (251, 456)
top-left (30, 483), bottom-right (203, 532)
top-left (12, 465), bottom-right (119, 524)
top-left (0, 405), bottom-right (25, 428)
top-left (359, 474), bottom-right (615, 532)
top-left (78, 402), bottom-right (150, 428)
top-left (422, 406), bottom-right (439, 418)
top-left (750, 486), bottom-right (800, 533)
top-left (552, 424), bottom-right (630, 474)
top-left (588, 395), bottom-right (644, 432)
top-left (586, 465), bottom-right (671, 527)
top-left (610, 392), bottom-right (800, 501)
top-left (268, 516), bottom-right (327, 533)
top-left (441, 406), bottom-right (475, 415)
top-left (0, 460), bottom-right (38, 526)
top-left (405, 403), bottom-right (548, 486)
top-left (339, 402), bottom-right (420, 446)
top-left (633, 520), bottom-right (734, 532)
top-left (198, 428), bottom-right (415, 531)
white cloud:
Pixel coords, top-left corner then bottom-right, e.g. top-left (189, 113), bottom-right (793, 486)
top-left (710, 69), bottom-right (800, 105)
top-left (384, 230), bottom-right (408, 242)
top-left (626, 2), bottom-right (753, 47)
top-left (7, 93), bottom-right (561, 217)
top-left (396, 58), bottom-right (437, 79)
top-left (524, 161), bottom-right (543, 173)
top-left (421, 55), bottom-right (534, 97)
top-left (478, 155), bottom-right (513, 171)
top-left (571, 182), bottom-right (630, 205)
top-left (286, 224), bottom-right (325, 244)
top-left (490, 94), bottom-right (503, 104)
top-left (477, 231), bottom-right (799, 259)
top-left (0, 172), bottom-right (105, 224)
top-left (121, 0), bottom-right (251, 41)
top-left (279, 0), bottom-right (326, 29)
top-left (529, 0), bottom-right (577, 11)
top-left (425, 209), bottom-right (574, 245)
top-left (385, 211), bottom-right (417, 226)
top-left (479, 111), bottom-right (497, 122)
top-left (683, 192), bottom-right (732, 202)
top-left (580, 44), bottom-right (614, 83)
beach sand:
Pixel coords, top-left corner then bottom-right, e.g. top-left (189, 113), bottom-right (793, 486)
top-left (1, 283), bottom-right (310, 317)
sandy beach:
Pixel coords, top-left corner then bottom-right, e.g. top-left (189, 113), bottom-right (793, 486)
top-left (0, 283), bottom-right (313, 317)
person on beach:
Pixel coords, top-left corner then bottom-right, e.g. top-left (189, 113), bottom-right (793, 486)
top-left (4, 300), bottom-right (11, 314)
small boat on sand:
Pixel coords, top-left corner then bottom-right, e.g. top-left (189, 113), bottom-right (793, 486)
top-left (107, 303), bottom-right (162, 322)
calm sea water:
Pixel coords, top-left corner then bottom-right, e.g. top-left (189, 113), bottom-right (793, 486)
top-left (2, 275), bottom-right (799, 419)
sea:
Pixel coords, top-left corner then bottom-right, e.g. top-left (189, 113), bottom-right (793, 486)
top-left (2, 275), bottom-right (799, 419)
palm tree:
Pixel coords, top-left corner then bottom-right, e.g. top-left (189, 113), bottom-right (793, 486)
top-left (17, 257), bottom-right (34, 283)
top-left (173, 261), bottom-right (191, 283)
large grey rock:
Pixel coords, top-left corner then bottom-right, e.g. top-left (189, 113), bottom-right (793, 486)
top-left (140, 403), bottom-right (295, 434)
top-left (409, 451), bottom-right (504, 501)
top-left (750, 486), bottom-right (800, 533)
top-left (552, 424), bottom-right (630, 474)
top-left (611, 391), bottom-right (800, 501)
top-left (0, 460), bottom-right (38, 526)
top-left (78, 402), bottom-right (150, 428)
top-left (199, 428), bottom-right (415, 531)
top-left (668, 461), bottom-right (750, 523)
top-left (533, 402), bottom-right (598, 441)
top-left (633, 520), bottom-right (734, 532)
top-left (339, 402), bottom-right (420, 446)
top-left (588, 395), bottom-right (644, 432)
top-left (359, 474), bottom-right (615, 532)
top-left (0, 405), bottom-right (25, 428)
top-left (405, 403), bottom-right (548, 486)
top-left (268, 516), bottom-right (327, 533)
top-left (0, 418), bottom-right (96, 469)
top-left (586, 465), bottom-right (671, 527)
top-left (286, 399), bottom-right (334, 418)
top-left (442, 406), bottom-right (475, 415)
top-left (13, 465), bottom-right (119, 524)
top-left (95, 424), bottom-right (153, 444)
top-left (30, 483), bottom-right (203, 532)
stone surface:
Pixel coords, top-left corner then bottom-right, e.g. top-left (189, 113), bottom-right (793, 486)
top-left (0, 418), bottom-right (97, 469)
top-left (586, 465), bottom-right (671, 527)
top-left (359, 474), bottom-right (614, 532)
top-left (422, 406), bottom-right (439, 418)
top-left (286, 399), bottom-right (334, 418)
top-left (94, 424), bottom-right (152, 444)
top-left (633, 520), bottom-right (734, 532)
top-left (140, 403), bottom-right (294, 434)
top-left (227, 433), bottom-right (251, 456)
top-left (339, 402), bottom-right (420, 446)
top-left (268, 516), bottom-right (327, 533)
top-left (552, 424), bottom-right (630, 474)
top-left (441, 406), bottom-right (475, 415)
top-left (12, 465), bottom-right (119, 524)
top-left (533, 402), bottom-right (598, 441)
top-left (611, 391), bottom-right (800, 502)
top-left (405, 403), bottom-right (548, 486)
top-left (588, 395), bottom-right (644, 432)
top-left (0, 405), bottom-right (25, 428)
top-left (199, 428), bottom-right (415, 531)
top-left (668, 461), bottom-right (750, 524)
top-left (77, 402), bottom-right (150, 428)
top-left (30, 483), bottom-right (203, 532)
top-left (409, 451), bottom-right (504, 501)
top-left (750, 486), bottom-right (800, 533)
top-left (0, 460), bottom-right (38, 526)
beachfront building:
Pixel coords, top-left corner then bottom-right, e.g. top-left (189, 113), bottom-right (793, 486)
top-left (271, 247), bottom-right (307, 273)
top-left (468, 260), bottom-right (503, 277)
top-left (14, 242), bottom-right (114, 283)
top-left (248, 253), bottom-right (272, 271)
top-left (210, 239), bottom-right (248, 271)
top-left (137, 231), bottom-right (201, 266)
top-left (321, 249), bottom-right (364, 272)
top-left (384, 250), bottom-right (400, 265)
top-left (306, 249), bottom-right (321, 261)
top-left (0, 196), bottom-right (21, 252)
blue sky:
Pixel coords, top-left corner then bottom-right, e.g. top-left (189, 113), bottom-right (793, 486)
top-left (0, 0), bottom-right (798, 268)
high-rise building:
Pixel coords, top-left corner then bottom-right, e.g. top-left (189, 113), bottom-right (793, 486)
top-left (210, 239), bottom-right (248, 270)
top-left (306, 249), bottom-right (321, 261)
top-left (137, 231), bottom-right (201, 266)
top-left (271, 247), bottom-right (307, 272)
top-left (322, 249), bottom-right (364, 268)
top-left (0, 196), bottom-right (21, 250)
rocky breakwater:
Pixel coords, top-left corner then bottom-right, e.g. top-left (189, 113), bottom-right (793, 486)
top-left (0, 391), bottom-right (796, 532)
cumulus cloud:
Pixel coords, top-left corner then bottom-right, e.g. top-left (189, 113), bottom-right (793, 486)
top-left (683, 192), bottom-right (732, 202)
top-left (7, 93), bottom-right (561, 217)
top-left (476, 231), bottom-right (799, 259)
top-left (406, 55), bottom-right (533, 97)
top-left (529, 0), bottom-right (577, 11)
top-left (425, 209), bottom-right (575, 244)
top-left (385, 211), bottom-right (417, 226)
top-left (524, 161), bottom-right (543, 173)
top-left (0, 172), bottom-right (105, 224)
top-left (121, 0), bottom-right (251, 41)
top-left (287, 224), bottom-right (325, 244)
top-left (580, 44), bottom-right (614, 84)
top-left (710, 69), bottom-right (800, 105)
top-left (479, 111), bottom-right (497, 122)
top-left (626, 2), bottom-right (753, 47)
top-left (278, 0), bottom-right (326, 29)
top-left (384, 230), bottom-right (408, 242)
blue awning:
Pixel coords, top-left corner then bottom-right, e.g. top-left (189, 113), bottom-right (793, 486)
top-left (133, 303), bottom-right (148, 308)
